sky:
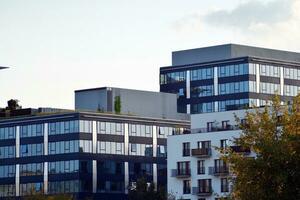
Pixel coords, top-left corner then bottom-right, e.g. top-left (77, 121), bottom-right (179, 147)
top-left (1, 0), bottom-right (300, 109)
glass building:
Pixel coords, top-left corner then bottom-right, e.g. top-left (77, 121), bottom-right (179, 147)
top-left (0, 111), bottom-right (189, 199)
top-left (160, 44), bottom-right (300, 114)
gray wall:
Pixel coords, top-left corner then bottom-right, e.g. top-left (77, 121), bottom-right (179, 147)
top-left (112, 88), bottom-right (183, 119)
top-left (172, 44), bottom-right (300, 66)
top-left (75, 87), bottom-right (189, 120)
top-left (75, 89), bottom-right (108, 112)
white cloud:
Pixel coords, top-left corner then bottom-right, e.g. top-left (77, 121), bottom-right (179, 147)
top-left (172, 0), bottom-right (300, 51)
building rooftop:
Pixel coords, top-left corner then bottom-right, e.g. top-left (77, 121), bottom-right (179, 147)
top-left (171, 44), bottom-right (300, 66)
top-left (75, 86), bottom-right (173, 95)
top-left (0, 108), bottom-right (190, 126)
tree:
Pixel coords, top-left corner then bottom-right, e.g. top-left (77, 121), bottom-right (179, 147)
top-left (114, 96), bottom-right (121, 114)
top-left (6, 99), bottom-right (21, 110)
top-left (222, 95), bottom-right (300, 200)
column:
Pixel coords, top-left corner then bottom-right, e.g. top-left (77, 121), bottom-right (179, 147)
top-left (280, 67), bottom-right (284, 96)
top-left (124, 123), bottom-right (129, 194)
top-left (152, 126), bottom-right (158, 190)
top-left (93, 160), bottom-right (97, 193)
top-left (92, 121), bottom-right (97, 193)
top-left (124, 162), bottom-right (129, 194)
top-left (256, 64), bottom-right (260, 107)
top-left (153, 163), bottom-right (157, 191)
top-left (15, 126), bottom-right (20, 196)
top-left (214, 66), bottom-right (218, 112)
top-left (44, 123), bottom-right (48, 194)
top-left (186, 70), bottom-right (191, 114)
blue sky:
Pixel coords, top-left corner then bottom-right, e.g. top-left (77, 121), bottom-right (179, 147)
top-left (0, 0), bottom-right (299, 109)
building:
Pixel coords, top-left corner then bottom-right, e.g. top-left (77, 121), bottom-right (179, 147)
top-left (0, 109), bottom-right (190, 199)
top-left (160, 44), bottom-right (300, 114)
top-left (166, 44), bottom-right (300, 200)
top-left (75, 87), bottom-right (188, 120)
top-left (168, 110), bottom-right (252, 200)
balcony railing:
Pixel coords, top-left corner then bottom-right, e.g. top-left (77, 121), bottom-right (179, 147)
top-left (209, 166), bottom-right (229, 176)
top-left (191, 148), bottom-right (211, 157)
top-left (191, 125), bottom-right (239, 134)
top-left (170, 169), bottom-right (191, 178)
top-left (230, 145), bottom-right (251, 154)
top-left (192, 187), bottom-right (212, 196)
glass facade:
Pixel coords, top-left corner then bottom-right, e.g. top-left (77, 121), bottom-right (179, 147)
top-left (129, 124), bottom-right (152, 137)
top-left (191, 67), bottom-right (213, 81)
top-left (161, 61), bottom-right (300, 114)
top-left (218, 63), bottom-right (250, 77)
top-left (160, 71), bottom-right (186, 84)
top-left (0, 127), bottom-right (15, 140)
top-left (0, 145), bottom-right (15, 159)
top-left (21, 143), bottom-right (43, 157)
top-left (0, 115), bottom-right (187, 198)
top-left (49, 120), bottom-right (79, 135)
top-left (20, 163), bottom-right (43, 176)
top-left (49, 160), bottom-right (79, 174)
top-left (21, 124), bottom-right (43, 138)
top-left (97, 141), bottom-right (124, 155)
top-left (0, 165), bottom-right (15, 178)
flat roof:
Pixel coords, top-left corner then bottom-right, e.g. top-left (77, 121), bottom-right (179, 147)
top-left (0, 110), bottom-right (190, 126)
top-left (172, 44), bottom-right (300, 66)
top-left (75, 86), bottom-right (176, 96)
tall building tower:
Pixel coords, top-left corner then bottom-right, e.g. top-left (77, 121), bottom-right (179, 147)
top-left (166, 44), bottom-right (300, 200)
top-left (160, 44), bottom-right (300, 114)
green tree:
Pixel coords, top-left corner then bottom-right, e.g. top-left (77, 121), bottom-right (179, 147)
top-left (222, 95), bottom-right (300, 200)
top-left (6, 99), bottom-right (21, 110)
top-left (114, 96), bottom-right (121, 114)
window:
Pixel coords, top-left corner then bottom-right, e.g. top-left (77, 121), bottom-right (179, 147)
top-left (183, 180), bottom-right (191, 194)
top-left (221, 178), bottom-right (229, 192)
top-left (197, 160), bottom-right (205, 174)
top-left (182, 142), bottom-right (190, 156)
top-left (220, 139), bottom-right (228, 148)
top-left (177, 161), bottom-right (190, 176)
top-left (214, 159), bottom-right (228, 173)
top-left (197, 141), bottom-right (211, 149)
top-left (198, 179), bottom-right (212, 193)
top-left (131, 144), bottom-right (137, 152)
top-left (222, 121), bottom-right (230, 129)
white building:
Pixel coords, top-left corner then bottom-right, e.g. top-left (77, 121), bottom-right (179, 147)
top-left (167, 110), bottom-right (255, 200)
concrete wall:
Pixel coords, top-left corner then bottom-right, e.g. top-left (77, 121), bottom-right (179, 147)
top-left (172, 44), bottom-right (300, 66)
top-left (111, 88), bottom-right (183, 119)
top-left (75, 87), bottom-right (189, 120)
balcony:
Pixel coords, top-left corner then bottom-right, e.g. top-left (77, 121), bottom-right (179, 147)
top-left (192, 187), bottom-right (212, 196)
top-left (191, 148), bottom-right (211, 158)
top-left (170, 169), bottom-right (191, 178)
top-left (191, 125), bottom-right (239, 134)
top-left (209, 166), bottom-right (229, 176)
top-left (231, 145), bottom-right (251, 155)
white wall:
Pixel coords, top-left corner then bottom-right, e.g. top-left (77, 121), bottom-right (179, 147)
top-left (168, 110), bottom-right (254, 200)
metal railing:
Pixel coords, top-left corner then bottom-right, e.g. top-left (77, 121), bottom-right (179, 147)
top-left (208, 166), bottom-right (229, 176)
top-left (191, 148), bottom-right (212, 157)
top-left (191, 125), bottom-right (240, 134)
top-left (170, 169), bottom-right (191, 178)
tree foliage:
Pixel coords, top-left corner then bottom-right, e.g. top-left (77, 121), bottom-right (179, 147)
top-left (128, 177), bottom-right (167, 200)
top-left (114, 96), bottom-right (121, 114)
top-left (6, 99), bottom-right (21, 110)
top-left (223, 95), bottom-right (300, 200)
